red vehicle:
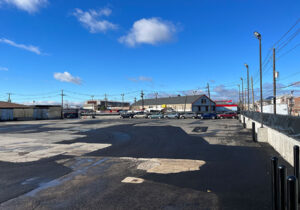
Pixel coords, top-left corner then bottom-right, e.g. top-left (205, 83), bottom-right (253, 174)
top-left (217, 112), bottom-right (237, 119)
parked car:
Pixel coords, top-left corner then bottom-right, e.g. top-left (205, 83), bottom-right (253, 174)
top-left (148, 112), bottom-right (164, 119)
top-left (120, 112), bottom-right (135, 119)
top-left (198, 113), bottom-right (217, 120)
top-left (164, 112), bottom-right (180, 119)
top-left (180, 112), bottom-right (198, 119)
top-left (133, 112), bottom-right (149, 119)
top-left (217, 112), bottom-right (238, 119)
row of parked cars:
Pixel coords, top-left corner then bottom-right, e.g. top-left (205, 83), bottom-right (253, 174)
top-left (120, 111), bottom-right (238, 119)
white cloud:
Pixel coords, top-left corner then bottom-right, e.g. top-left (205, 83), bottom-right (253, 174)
top-left (1, 0), bottom-right (48, 13)
top-left (128, 76), bottom-right (153, 82)
top-left (72, 8), bottom-right (117, 33)
top-left (119, 18), bottom-right (176, 47)
top-left (0, 67), bottom-right (8, 71)
top-left (54, 72), bottom-right (82, 85)
top-left (0, 38), bottom-right (41, 55)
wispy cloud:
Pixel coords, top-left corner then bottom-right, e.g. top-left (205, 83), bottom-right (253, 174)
top-left (119, 18), bottom-right (177, 47)
top-left (0, 66), bottom-right (8, 71)
top-left (72, 8), bottom-right (117, 33)
top-left (0, 0), bottom-right (48, 13)
top-left (0, 38), bottom-right (42, 55)
top-left (128, 76), bottom-right (153, 83)
top-left (23, 100), bottom-right (83, 107)
top-left (54, 72), bottom-right (82, 85)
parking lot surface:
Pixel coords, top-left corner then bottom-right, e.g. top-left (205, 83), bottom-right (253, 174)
top-left (0, 118), bottom-right (292, 209)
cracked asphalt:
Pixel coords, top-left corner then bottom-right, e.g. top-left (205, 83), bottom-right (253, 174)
top-left (0, 117), bottom-right (293, 209)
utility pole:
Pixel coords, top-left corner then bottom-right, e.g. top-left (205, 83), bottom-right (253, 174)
top-left (184, 95), bottom-right (188, 113)
top-left (241, 78), bottom-right (244, 111)
top-left (155, 92), bottom-right (158, 110)
top-left (104, 94), bottom-right (108, 109)
top-left (61, 90), bottom-right (64, 119)
top-left (273, 48), bottom-right (276, 115)
top-left (193, 90), bottom-right (197, 96)
top-left (7, 93), bottom-right (11, 103)
top-left (121, 93), bottom-right (124, 109)
top-left (91, 95), bottom-right (94, 100)
top-left (141, 90), bottom-right (144, 111)
top-left (206, 83), bottom-right (211, 113)
top-left (251, 76), bottom-right (254, 111)
top-left (245, 64), bottom-right (250, 111)
top-left (134, 97), bottom-right (137, 104)
top-left (238, 84), bottom-right (241, 105)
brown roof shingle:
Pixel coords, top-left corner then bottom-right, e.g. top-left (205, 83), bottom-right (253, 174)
top-left (0, 101), bottom-right (30, 109)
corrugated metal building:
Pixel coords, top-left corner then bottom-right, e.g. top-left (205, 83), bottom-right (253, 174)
top-left (0, 101), bottom-right (62, 121)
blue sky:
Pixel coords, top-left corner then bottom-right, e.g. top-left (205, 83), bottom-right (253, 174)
top-left (0, 0), bottom-right (299, 105)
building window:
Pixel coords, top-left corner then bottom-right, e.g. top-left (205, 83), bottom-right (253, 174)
top-left (213, 106), bottom-right (215, 111)
top-left (201, 99), bottom-right (207, 104)
top-left (206, 106), bottom-right (208, 111)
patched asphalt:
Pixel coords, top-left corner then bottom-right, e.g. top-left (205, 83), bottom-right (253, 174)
top-left (0, 118), bottom-right (293, 209)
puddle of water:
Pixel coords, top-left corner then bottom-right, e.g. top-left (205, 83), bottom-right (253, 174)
top-left (25, 158), bottom-right (108, 197)
top-left (21, 177), bottom-right (39, 185)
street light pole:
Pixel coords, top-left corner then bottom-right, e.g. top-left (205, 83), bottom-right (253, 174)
top-left (254, 31), bottom-right (263, 128)
top-left (238, 84), bottom-right (241, 105)
top-left (240, 78), bottom-right (244, 111)
top-left (244, 64), bottom-right (250, 111)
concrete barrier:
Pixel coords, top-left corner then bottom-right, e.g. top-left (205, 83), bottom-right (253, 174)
top-left (240, 114), bottom-right (300, 166)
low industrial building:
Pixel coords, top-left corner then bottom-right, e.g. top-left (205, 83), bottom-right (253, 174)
top-left (0, 101), bottom-right (62, 121)
top-left (131, 95), bottom-right (216, 113)
top-left (215, 100), bottom-right (238, 112)
top-left (83, 100), bottom-right (130, 112)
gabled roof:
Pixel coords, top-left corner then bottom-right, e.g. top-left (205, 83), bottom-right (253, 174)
top-left (0, 101), bottom-right (30, 109)
top-left (132, 95), bottom-right (215, 106)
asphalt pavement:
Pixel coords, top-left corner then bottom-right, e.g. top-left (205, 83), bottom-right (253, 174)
top-left (0, 118), bottom-right (293, 210)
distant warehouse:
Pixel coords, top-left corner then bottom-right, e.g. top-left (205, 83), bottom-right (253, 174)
top-left (0, 101), bottom-right (61, 121)
top-left (83, 100), bottom-right (130, 112)
top-left (131, 95), bottom-right (216, 113)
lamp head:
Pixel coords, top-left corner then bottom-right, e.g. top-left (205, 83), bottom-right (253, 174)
top-left (254, 31), bottom-right (261, 39)
top-left (244, 63), bottom-right (248, 68)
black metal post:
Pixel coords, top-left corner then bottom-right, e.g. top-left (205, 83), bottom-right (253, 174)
top-left (243, 116), bottom-right (246, 128)
top-left (252, 122), bottom-right (256, 142)
top-left (287, 176), bottom-right (298, 210)
top-left (293, 145), bottom-right (300, 202)
top-left (272, 157), bottom-right (279, 210)
top-left (278, 165), bottom-right (287, 210)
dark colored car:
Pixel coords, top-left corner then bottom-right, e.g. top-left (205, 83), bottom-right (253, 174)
top-left (164, 112), bottom-right (180, 119)
top-left (198, 113), bottom-right (217, 120)
top-left (180, 112), bottom-right (198, 119)
top-left (120, 112), bottom-right (135, 118)
top-left (217, 112), bottom-right (238, 119)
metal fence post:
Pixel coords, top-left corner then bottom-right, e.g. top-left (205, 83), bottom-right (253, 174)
top-left (252, 122), bottom-right (256, 142)
top-left (294, 145), bottom-right (300, 202)
top-left (243, 116), bottom-right (246, 128)
top-left (287, 176), bottom-right (298, 210)
top-left (278, 165), bottom-right (287, 210)
top-left (272, 157), bottom-right (279, 210)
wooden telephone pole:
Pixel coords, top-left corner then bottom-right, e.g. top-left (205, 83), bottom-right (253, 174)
top-left (207, 83), bottom-right (211, 113)
top-left (273, 48), bottom-right (277, 115)
top-left (251, 77), bottom-right (254, 111)
top-left (61, 90), bottom-right (64, 119)
top-left (141, 90), bottom-right (144, 110)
